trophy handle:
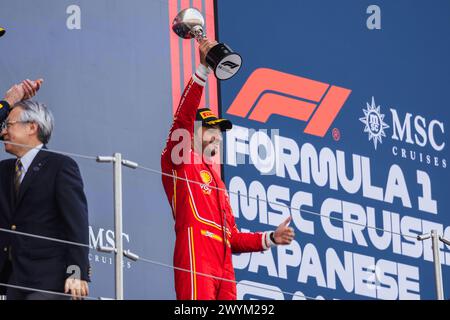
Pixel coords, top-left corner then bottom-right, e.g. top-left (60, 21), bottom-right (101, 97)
top-left (191, 26), bottom-right (205, 41)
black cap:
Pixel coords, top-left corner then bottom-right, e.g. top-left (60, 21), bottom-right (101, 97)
top-left (196, 108), bottom-right (232, 131)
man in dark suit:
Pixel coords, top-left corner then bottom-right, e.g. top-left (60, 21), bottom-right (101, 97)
top-left (0, 99), bottom-right (90, 300)
top-left (0, 78), bottom-right (42, 298)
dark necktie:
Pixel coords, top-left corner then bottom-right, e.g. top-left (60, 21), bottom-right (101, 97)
top-left (14, 159), bottom-right (24, 196)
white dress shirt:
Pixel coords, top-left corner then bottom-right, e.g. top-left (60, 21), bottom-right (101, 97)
top-left (18, 144), bottom-right (43, 183)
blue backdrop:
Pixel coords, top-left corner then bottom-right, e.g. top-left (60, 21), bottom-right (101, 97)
top-left (218, 0), bottom-right (450, 299)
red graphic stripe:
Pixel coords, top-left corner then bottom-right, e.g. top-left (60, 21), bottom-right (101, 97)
top-left (169, 0), bottom-right (219, 116)
top-left (204, 0), bottom-right (220, 176)
top-left (169, 0), bottom-right (181, 114)
top-left (181, 0), bottom-right (193, 88)
top-left (205, 0), bottom-right (218, 116)
top-left (303, 85), bottom-right (351, 137)
top-left (193, 0), bottom-right (205, 108)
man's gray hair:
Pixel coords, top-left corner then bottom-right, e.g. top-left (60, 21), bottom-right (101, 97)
top-left (15, 100), bottom-right (54, 144)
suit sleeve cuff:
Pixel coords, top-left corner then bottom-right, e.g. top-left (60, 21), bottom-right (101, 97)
top-left (262, 231), bottom-right (276, 250)
top-left (193, 64), bottom-right (210, 86)
top-left (0, 100), bottom-right (11, 111)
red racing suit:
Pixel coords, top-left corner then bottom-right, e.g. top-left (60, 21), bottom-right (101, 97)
top-left (161, 65), bottom-right (271, 300)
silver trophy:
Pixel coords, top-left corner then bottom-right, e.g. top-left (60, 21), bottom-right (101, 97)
top-left (172, 8), bottom-right (242, 80)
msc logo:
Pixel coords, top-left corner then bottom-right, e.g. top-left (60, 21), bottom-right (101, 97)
top-left (360, 97), bottom-right (390, 150)
top-left (88, 226), bottom-right (132, 269)
top-left (220, 61), bottom-right (240, 69)
top-left (390, 108), bottom-right (445, 152)
top-left (226, 68), bottom-right (352, 137)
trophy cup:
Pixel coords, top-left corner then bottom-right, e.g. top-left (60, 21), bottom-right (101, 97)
top-left (172, 8), bottom-right (242, 80)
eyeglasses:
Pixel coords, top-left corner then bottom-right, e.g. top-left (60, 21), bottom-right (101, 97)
top-left (0, 120), bottom-right (31, 131)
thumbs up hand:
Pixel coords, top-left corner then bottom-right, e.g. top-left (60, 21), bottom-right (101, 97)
top-left (273, 216), bottom-right (295, 245)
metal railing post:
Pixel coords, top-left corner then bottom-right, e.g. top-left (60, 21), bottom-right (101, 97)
top-left (96, 154), bottom-right (138, 300)
top-left (113, 153), bottom-right (124, 300)
top-left (430, 230), bottom-right (444, 300)
top-left (97, 154), bottom-right (124, 300)
top-left (417, 230), bottom-right (446, 300)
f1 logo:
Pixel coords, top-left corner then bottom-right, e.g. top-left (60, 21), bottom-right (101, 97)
top-left (226, 68), bottom-right (352, 137)
top-left (220, 61), bottom-right (240, 69)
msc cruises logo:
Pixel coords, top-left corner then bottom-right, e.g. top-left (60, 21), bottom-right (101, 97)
top-left (360, 97), bottom-right (389, 150)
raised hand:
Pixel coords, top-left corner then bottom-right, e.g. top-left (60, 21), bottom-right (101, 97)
top-left (273, 216), bottom-right (295, 245)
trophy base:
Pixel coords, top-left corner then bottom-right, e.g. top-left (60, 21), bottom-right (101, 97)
top-left (206, 43), bottom-right (242, 80)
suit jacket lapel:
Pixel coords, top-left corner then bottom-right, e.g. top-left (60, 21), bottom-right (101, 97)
top-left (16, 148), bottom-right (50, 206)
top-left (4, 159), bottom-right (16, 219)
